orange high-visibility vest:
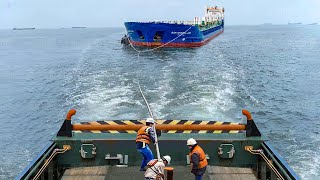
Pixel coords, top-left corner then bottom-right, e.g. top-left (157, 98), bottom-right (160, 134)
top-left (189, 145), bottom-right (208, 169)
top-left (136, 126), bottom-right (151, 144)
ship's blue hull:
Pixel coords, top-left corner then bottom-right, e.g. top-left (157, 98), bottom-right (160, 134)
top-left (124, 21), bottom-right (224, 47)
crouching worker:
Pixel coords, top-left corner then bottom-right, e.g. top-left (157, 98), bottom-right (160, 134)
top-left (187, 138), bottom-right (208, 180)
top-left (144, 155), bottom-right (171, 180)
top-left (136, 118), bottom-right (157, 171)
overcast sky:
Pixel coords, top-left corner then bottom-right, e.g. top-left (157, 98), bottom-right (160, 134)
top-left (1, 0), bottom-right (320, 28)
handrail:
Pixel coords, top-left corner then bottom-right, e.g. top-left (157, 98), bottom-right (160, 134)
top-left (32, 145), bottom-right (71, 180)
top-left (246, 148), bottom-right (285, 180)
top-left (262, 142), bottom-right (301, 180)
top-left (15, 142), bottom-right (56, 180)
top-left (246, 143), bottom-right (301, 180)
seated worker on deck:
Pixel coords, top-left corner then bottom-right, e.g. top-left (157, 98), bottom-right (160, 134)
top-left (187, 138), bottom-right (208, 180)
top-left (144, 155), bottom-right (171, 180)
top-left (136, 118), bottom-right (157, 171)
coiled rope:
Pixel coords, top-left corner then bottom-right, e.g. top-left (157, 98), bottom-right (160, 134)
top-left (127, 26), bottom-right (192, 54)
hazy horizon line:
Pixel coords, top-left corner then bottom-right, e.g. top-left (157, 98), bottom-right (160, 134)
top-left (1, 23), bottom-right (319, 30)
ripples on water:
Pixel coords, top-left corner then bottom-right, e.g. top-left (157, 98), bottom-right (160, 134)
top-left (0, 25), bottom-right (319, 179)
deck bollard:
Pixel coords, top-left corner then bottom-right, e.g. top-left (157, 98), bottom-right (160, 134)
top-left (164, 167), bottom-right (174, 180)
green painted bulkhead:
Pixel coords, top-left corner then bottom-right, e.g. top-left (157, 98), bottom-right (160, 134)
top-left (54, 133), bottom-right (265, 168)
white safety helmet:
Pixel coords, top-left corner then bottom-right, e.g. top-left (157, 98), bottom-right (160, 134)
top-left (187, 138), bottom-right (197, 146)
top-left (162, 155), bottom-right (171, 165)
top-left (146, 118), bottom-right (155, 124)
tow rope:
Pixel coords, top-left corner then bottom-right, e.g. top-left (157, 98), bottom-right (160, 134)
top-left (138, 83), bottom-right (162, 161)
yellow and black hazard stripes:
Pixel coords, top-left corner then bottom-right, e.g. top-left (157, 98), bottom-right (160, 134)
top-left (72, 120), bottom-right (246, 134)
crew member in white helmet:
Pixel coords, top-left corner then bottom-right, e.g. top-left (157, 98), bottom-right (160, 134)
top-left (187, 138), bottom-right (208, 180)
top-left (136, 118), bottom-right (157, 171)
top-left (144, 155), bottom-right (171, 180)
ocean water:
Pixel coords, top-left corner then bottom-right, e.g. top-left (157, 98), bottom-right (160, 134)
top-left (0, 25), bottom-right (319, 179)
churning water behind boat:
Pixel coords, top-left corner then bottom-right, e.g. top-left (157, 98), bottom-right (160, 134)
top-left (0, 25), bottom-right (320, 179)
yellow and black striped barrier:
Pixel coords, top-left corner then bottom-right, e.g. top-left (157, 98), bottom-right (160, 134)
top-left (71, 120), bottom-right (246, 134)
top-left (57, 109), bottom-right (261, 136)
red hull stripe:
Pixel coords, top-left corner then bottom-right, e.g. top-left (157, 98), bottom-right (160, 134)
top-left (131, 30), bottom-right (224, 48)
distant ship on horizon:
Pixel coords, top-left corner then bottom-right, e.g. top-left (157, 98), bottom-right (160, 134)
top-left (12, 28), bottom-right (36, 30)
top-left (288, 22), bottom-right (302, 25)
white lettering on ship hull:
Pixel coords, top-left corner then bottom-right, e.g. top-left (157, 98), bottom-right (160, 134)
top-left (171, 32), bottom-right (191, 35)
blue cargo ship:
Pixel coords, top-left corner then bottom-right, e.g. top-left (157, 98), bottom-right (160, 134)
top-left (123, 6), bottom-right (225, 48)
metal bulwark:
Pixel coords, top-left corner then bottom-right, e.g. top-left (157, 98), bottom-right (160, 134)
top-left (262, 142), bottom-right (301, 180)
top-left (15, 142), bottom-right (56, 180)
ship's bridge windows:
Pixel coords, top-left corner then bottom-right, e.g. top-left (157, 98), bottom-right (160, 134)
top-left (136, 30), bottom-right (144, 39)
top-left (153, 31), bottom-right (164, 41)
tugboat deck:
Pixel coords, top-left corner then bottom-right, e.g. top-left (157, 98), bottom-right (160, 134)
top-left (17, 110), bottom-right (300, 180)
top-left (61, 166), bottom-right (257, 180)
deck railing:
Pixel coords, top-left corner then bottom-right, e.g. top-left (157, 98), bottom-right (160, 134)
top-left (261, 142), bottom-right (301, 180)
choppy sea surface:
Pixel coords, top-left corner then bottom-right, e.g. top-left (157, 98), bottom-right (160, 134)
top-left (0, 25), bottom-right (319, 179)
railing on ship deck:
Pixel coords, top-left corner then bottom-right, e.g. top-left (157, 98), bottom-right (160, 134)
top-left (15, 142), bottom-right (57, 180)
top-left (261, 142), bottom-right (300, 180)
top-left (135, 21), bottom-right (195, 25)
